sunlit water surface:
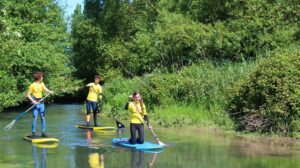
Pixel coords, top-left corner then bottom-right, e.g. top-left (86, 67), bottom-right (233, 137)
top-left (0, 104), bottom-right (300, 168)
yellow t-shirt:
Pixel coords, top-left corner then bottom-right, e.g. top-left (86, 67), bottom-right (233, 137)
top-left (128, 101), bottom-right (147, 124)
top-left (87, 83), bottom-right (102, 102)
top-left (28, 82), bottom-right (46, 98)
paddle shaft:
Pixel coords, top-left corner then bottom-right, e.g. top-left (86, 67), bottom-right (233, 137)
top-left (15, 94), bottom-right (50, 121)
top-left (132, 103), bottom-right (164, 144)
top-left (147, 124), bottom-right (158, 139)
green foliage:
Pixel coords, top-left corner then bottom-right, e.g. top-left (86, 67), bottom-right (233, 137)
top-left (227, 50), bottom-right (300, 134)
top-left (160, 0), bottom-right (299, 61)
top-left (160, 0), bottom-right (230, 23)
top-left (71, 18), bottom-right (104, 80)
top-left (149, 11), bottom-right (210, 71)
top-left (0, 0), bottom-right (79, 111)
top-left (225, 0), bottom-right (298, 59)
top-left (69, 0), bottom-right (299, 135)
top-left (102, 60), bottom-right (256, 127)
top-left (71, 0), bottom-right (299, 78)
top-left (152, 105), bottom-right (220, 127)
top-left (0, 71), bottom-right (22, 112)
top-left (140, 61), bottom-right (257, 109)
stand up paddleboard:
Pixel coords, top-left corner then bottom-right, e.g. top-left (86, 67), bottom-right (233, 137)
top-left (24, 135), bottom-right (59, 144)
top-left (75, 124), bottom-right (116, 131)
top-left (112, 137), bottom-right (164, 150)
top-left (33, 143), bottom-right (59, 149)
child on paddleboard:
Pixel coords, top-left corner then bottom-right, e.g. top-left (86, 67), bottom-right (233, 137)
top-left (125, 92), bottom-right (152, 144)
top-left (85, 75), bottom-right (103, 127)
top-left (27, 71), bottom-right (53, 138)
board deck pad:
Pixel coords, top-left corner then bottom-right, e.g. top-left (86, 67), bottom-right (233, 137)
top-left (75, 124), bottom-right (116, 131)
top-left (24, 135), bottom-right (59, 144)
top-left (112, 137), bottom-right (163, 150)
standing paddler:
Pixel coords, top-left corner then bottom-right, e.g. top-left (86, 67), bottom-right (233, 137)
top-left (27, 71), bottom-right (53, 138)
top-left (85, 75), bottom-right (103, 127)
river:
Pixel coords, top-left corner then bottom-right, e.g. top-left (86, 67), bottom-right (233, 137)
top-left (0, 104), bottom-right (299, 168)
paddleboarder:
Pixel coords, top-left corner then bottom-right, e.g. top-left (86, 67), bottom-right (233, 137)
top-left (125, 92), bottom-right (152, 144)
top-left (85, 75), bottom-right (103, 127)
top-left (27, 71), bottom-right (53, 138)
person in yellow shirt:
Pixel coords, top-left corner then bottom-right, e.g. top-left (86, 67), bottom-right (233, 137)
top-left (27, 71), bottom-right (53, 138)
top-left (125, 92), bottom-right (152, 144)
top-left (88, 152), bottom-right (104, 168)
top-left (85, 75), bottom-right (103, 127)
top-left (87, 130), bottom-right (104, 168)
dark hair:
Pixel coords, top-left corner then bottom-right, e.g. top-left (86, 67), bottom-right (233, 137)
top-left (132, 91), bottom-right (139, 97)
top-left (33, 71), bottom-right (43, 81)
top-left (95, 75), bottom-right (101, 80)
top-left (133, 91), bottom-right (144, 110)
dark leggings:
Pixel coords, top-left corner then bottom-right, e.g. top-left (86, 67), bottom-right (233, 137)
top-left (129, 123), bottom-right (144, 144)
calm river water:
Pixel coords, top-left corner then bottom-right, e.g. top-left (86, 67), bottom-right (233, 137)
top-left (0, 104), bottom-right (300, 168)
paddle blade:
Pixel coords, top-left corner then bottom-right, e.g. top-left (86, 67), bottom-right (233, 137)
top-left (158, 140), bottom-right (168, 146)
top-left (4, 120), bottom-right (16, 131)
top-left (115, 119), bottom-right (125, 129)
top-left (148, 125), bottom-right (168, 146)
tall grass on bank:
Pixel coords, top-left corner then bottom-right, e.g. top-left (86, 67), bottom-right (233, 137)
top-left (151, 103), bottom-right (227, 127)
top-left (102, 60), bottom-right (259, 128)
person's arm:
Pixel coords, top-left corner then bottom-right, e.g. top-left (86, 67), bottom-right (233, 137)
top-left (42, 83), bottom-right (53, 94)
top-left (142, 103), bottom-right (150, 126)
top-left (99, 93), bottom-right (103, 100)
top-left (86, 83), bottom-right (94, 87)
top-left (125, 102), bottom-right (129, 110)
top-left (27, 92), bottom-right (38, 105)
top-left (27, 84), bottom-right (38, 104)
top-left (44, 87), bottom-right (53, 94)
top-left (144, 115), bottom-right (149, 125)
top-left (125, 96), bottom-right (133, 110)
top-left (98, 86), bottom-right (103, 100)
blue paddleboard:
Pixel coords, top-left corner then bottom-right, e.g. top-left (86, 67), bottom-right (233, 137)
top-left (112, 137), bottom-right (163, 150)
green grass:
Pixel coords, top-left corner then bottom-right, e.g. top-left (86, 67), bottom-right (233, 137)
top-left (101, 59), bottom-right (259, 129)
top-left (151, 103), bottom-right (233, 128)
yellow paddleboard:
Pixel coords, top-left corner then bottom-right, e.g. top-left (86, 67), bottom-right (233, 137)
top-left (24, 135), bottom-right (59, 144)
top-left (75, 125), bottom-right (116, 131)
top-left (33, 143), bottom-right (59, 149)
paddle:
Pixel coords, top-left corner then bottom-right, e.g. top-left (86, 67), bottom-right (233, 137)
top-left (96, 98), bottom-right (125, 129)
top-left (3, 94), bottom-right (51, 130)
top-left (146, 123), bottom-right (167, 146)
top-left (113, 117), bottom-right (125, 129)
top-left (132, 103), bottom-right (167, 146)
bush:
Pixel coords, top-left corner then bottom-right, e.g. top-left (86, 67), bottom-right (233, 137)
top-left (102, 60), bottom-right (257, 127)
top-left (227, 50), bottom-right (300, 134)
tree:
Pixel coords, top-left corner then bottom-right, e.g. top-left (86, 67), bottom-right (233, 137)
top-left (0, 0), bottom-right (75, 111)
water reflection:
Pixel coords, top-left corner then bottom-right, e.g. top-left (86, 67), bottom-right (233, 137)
top-left (131, 150), bottom-right (144, 168)
top-left (88, 149), bottom-right (104, 168)
top-left (87, 130), bottom-right (105, 168)
top-left (229, 136), bottom-right (297, 157)
top-left (130, 150), bottom-right (159, 168)
top-left (32, 145), bottom-right (47, 168)
top-left (116, 127), bottom-right (160, 168)
top-left (31, 142), bottom-right (59, 168)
